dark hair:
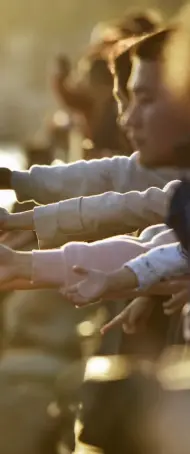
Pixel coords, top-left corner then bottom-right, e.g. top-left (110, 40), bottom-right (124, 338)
top-left (112, 11), bottom-right (163, 93)
top-left (133, 27), bottom-right (175, 61)
top-left (117, 9), bottom-right (162, 37)
top-left (89, 58), bottom-right (113, 86)
top-left (114, 50), bottom-right (131, 93)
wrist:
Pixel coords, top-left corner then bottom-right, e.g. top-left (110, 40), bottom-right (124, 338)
top-left (108, 266), bottom-right (138, 292)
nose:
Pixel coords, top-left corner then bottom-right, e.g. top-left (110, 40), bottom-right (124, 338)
top-left (122, 101), bottom-right (142, 133)
top-left (119, 109), bottom-right (129, 130)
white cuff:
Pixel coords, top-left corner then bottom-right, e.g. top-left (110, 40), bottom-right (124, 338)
top-left (34, 198), bottom-right (84, 248)
top-left (125, 243), bottom-right (187, 289)
top-left (34, 203), bottom-right (59, 242)
top-left (32, 249), bottom-right (65, 286)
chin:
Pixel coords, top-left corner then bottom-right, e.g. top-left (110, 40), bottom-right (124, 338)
top-left (138, 152), bottom-right (173, 169)
top-left (138, 153), bottom-right (160, 168)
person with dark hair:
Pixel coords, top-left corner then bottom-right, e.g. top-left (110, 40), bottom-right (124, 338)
top-left (0, 25), bottom-right (188, 250)
top-left (52, 47), bottom-right (122, 158)
top-left (124, 27), bottom-right (187, 169)
top-left (59, 22), bottom-right (190, 327)
top-left (110, 9), bottom-right (163, 102)
top-left (52, 11), bottom-right (163, 159)
top-left (0, 17), bottom-right (189, 454)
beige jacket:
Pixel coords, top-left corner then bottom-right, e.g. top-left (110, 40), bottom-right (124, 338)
top-left (33, 180), bottom-right (179, 248)
top-left (12, 151), bottom-right (185, 205)
top-left (11, 151), bottom-right (185, 248)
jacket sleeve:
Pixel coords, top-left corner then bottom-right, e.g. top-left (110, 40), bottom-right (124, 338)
top-left (126, 243), bottom-right (187, 289)
top-left (32, 235), bottom-right (146, 287)
top-left (33, 180), bottom-right (180, 249)
top-left (11, 151), bottom-right (179, 205)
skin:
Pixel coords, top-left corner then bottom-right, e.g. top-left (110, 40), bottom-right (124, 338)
top-left (0, 56), bottom-right (190, 333)
top-left (123, 58), bottom-right (190, 168)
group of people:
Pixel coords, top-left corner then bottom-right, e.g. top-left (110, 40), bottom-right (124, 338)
top-left (1, 5), bottom-right (190, 454)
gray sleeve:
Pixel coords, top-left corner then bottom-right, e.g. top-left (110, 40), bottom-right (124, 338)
top-left (33, 180), bottom-right (180, 249)
top-left (11, 151), bottom-right (176, 205)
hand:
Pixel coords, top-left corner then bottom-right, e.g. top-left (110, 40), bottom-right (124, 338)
top-left (0, 244), bottom-right (18, 284)
top-left (163, 289), bottom-right (188, 315)
top-left (101, 297), bottom-right (154, 335)
top-left (64, 266), bottom-right (111, 306)
top-left (64, 265), bottom-right (138, 306)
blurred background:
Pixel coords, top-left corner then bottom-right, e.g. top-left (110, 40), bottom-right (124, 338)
top-left (0, 0), bottom-right (186, 210)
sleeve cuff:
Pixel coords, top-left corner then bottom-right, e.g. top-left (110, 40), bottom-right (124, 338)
top-left (124, 243), bottom-right (187, 289)
top-left (34, 198), bottom-right (84, 249)
top-left (32, 249), bottom-right (65, 286)
top-left (34, 203), bottom-right (59, 242)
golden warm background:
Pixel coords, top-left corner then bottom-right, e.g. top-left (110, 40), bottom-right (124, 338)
top-left (0, 0), bottom-right (186, 209)
top-left (0, 0), bottom-right (185, 140)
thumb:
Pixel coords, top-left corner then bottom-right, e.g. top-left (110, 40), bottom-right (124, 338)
top-left (72, 265), bottom-right (89, 276)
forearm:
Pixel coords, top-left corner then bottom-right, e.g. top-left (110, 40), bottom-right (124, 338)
top-left (102, 243), bottom-right (188, 296)
top-left (11, 152), bottom-right (171, 205)
top-left (0, 278), bottom-right (56, 290)
top-left (11, 157), bottom-right (123, 204)
top-left (32, 182), bottom-right (180, 249)
top-left (1, 276), bottom-right (189, 293)
top-left (105, 267), bottom-right (139, 294)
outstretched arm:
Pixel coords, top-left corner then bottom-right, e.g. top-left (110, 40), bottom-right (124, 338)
top-left (0, 239), bottom-right (187, 301)
top-left (0, 181), bottom-right (179, 250)
top-left (0, 151), bottom-right (178, 205)
top-left (64, 242), bottom-right (188, 305)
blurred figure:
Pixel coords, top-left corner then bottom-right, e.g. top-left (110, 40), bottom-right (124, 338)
top-left (51, 11), bottom-right (162, 160)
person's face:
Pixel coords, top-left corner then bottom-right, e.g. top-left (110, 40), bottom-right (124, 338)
top-left (123, 58), bottom-right (190, 168)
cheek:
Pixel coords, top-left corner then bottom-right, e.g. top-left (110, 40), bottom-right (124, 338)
top-left (145, 103), bottom-right (179, 148)
top-left (143, 108), bottom-right (166, 151)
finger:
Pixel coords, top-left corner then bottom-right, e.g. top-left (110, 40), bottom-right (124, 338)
top-left (164, 302), bottom-right (186, 316)
top-left (65, 291), bottom-right (88, 306)
top-left (72, 266), bottom-right (89, 276)
top-left (122, 323), bottom-right (136, 334)
top-left (163, 292), bottom-right (183, 309)
top-left (101, 307), bottom-right (129, 334)
top-left (65, 284), bottom-right (81, 295)
top-left (163, 290), bottom-right (188, 315)
top-left (164, 307), bottom-right (182, 316)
